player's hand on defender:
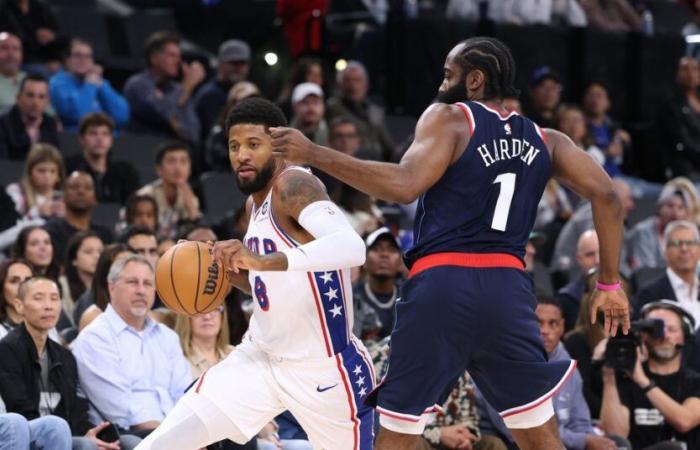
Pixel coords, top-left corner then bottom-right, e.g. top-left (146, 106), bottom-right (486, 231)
top-left (589, 287), bottom-right (630, 337)
top-left (270, 127), bottom-right (316, 165)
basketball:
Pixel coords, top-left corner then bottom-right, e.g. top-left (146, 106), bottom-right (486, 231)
top-left (155, 241), bottom-right (228, 315)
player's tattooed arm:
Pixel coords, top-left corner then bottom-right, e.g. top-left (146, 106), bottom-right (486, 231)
top-left (275, 169), bottom-right (330, 222)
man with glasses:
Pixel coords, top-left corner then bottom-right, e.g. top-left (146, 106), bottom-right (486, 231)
top-left (49, 38), bottom-right (129, 132)
top-left (634, 220), bottom-right (700, 327)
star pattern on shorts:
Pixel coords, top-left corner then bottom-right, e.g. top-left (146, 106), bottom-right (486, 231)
top-left (353, 365), bottom-right (362, 375)
top-left (359, 387), bottom-right (368, 397)
top-left (355, 376), bottom-right (365, 387)
top-left (329, 304), bottom-right (343, 318)
top-left (324, 288), bottom-right (338, 301)
top-left (320, 272), bottom-right (334, 284)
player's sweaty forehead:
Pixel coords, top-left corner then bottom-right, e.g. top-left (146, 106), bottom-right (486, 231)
top-left (228, 123), bottom-right (271, 146)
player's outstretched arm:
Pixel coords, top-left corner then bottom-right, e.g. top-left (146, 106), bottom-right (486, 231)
top-left (546, 128), bottom-right (630, 336)
top-left (270, 103), bottom-right (465, 204)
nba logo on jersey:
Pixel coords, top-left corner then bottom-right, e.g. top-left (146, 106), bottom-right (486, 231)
top-left (504, 123), bottom-right (512, 135)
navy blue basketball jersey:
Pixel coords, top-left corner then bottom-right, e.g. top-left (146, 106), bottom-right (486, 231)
top-left (405, 101), bottom-right (552, 267)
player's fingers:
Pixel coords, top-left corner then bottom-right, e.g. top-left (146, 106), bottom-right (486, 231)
top-left (269, 127), bottom-right (288, 138)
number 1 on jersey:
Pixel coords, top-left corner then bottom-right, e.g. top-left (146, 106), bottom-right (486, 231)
top-left (491, 173), bottom-right (516, 232)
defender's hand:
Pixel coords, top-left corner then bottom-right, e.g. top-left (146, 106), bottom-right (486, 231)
top-left (270, 127), bottom-right (317, 165)
top-left (590, 288), bottom-right (630, 337)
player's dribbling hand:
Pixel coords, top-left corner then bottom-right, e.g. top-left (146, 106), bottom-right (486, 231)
top-left (270, 127), bottom-right (316, 165)
top-left (589, 288), bottom-right (630, 337)
top-left (211, 239), bottom-right (260, 273)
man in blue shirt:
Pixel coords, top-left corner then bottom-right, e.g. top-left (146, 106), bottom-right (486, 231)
top-left (71, 254), bottom-right (191, 435)
top-left (49, 38), bottom-right (129, 132)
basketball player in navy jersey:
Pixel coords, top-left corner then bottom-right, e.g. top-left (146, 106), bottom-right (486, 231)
top-left (271, 37), bottom-right (629, 450)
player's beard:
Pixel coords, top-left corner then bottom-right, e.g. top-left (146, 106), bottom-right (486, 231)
top-left (434, 79), bottom-right (468, 104)
top-left (235, 159), bottom-right (275, 195)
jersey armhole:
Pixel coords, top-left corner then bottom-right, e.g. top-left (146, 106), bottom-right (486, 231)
top-left (454, 102), bottom-right (475, 138)
top-left (534, 123), bottom-right (548, 146)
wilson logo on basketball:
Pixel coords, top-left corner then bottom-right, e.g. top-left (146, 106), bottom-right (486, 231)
top-left (203, 264), bottom-right (219, 295)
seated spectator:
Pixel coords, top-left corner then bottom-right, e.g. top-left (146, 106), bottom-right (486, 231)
top-left (0, 182), bottom-right (42, 256)
top-left (0, 0), bottom-right (62, 70)
top-left (526, 66), bottom-right (561, 129)
top-left (552, 178), bottom-right (634, 280)
top-left (0, 73), bottom-right (59, 160)
top-left (536, 297), bottom-right (625, 450)
top-left (194, 39), bottom-right (250, 138)
top-left (556, 104), bottom-right (606, 169)
top-left (156, 237), bottom-right (175, 257)
top-left (11, 225), bottom-right (59, 282)
top-left (659, 57), bottom-right (700, 181)
top-left (6, 143), bottom-right (65, 220)
top-left (0, 32), bottom-right (24, 114)
top-left (352, 228), bottom-right (401, 340)
top-left (534, 179), bottom-right (572, 233)
top-left (123, 31), bottom-right (203, 144)
top-left (0, 258), bottom-right (33, 340)
top-left (72, 243), bottom-right (129, 329)
top-left (276, 57), bottom-right (324, 118)
top-left (136, 142), bottom-right (202, 239)
top-left (600, 301), bottom-right (700, 450)
top-left (71, 255), bottom-right (192, 434)
top-left (0, 276), bottom-right (142, 449)
top-left (204, 80), bottom-right (260, 171)
top-left (582, 82), bottom-right (630, 177)
top-left (174, 304), bottom-right (233, 378)
top-left (116, 194), bottom-right (159, 237)
top-left (627, 180), bottom-right (694, 271)
top-left (119, 226), bottom-right (158, 269)
top-left (44, 171), bottom-right (113, 265)
top-left (0, 411), bottom-right (72, 450)
top-left (579, 0), bottom-right (642, 32)
top-left (57, 231), bottom-right (103, 325)
top-left (683, 0), bottom-right (700, 62)
top-left (556, 230), bottom-right (599, 331)
top-left (290, 82), bottom-right (328, 146)
top-left (65, 113), bottom-right (139, 205)
top-left (326, 61), bottom-right (395, 161)
top-left (337, 183), bottom-right (382, 236)
top-left (183, 224), bottom-right (216, 243)
top-left (634, 220), bottom-right (700, 326)
top-left (49, 38), bottom-right (129, 132)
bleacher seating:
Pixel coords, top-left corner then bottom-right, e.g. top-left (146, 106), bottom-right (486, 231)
top-left (200, 171), bottom-right (247, 224)
top-left (0, 159), bottom-right (25, 187)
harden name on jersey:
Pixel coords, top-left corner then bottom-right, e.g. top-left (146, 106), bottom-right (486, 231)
top-left (476, 137), bottom-right (543, 168)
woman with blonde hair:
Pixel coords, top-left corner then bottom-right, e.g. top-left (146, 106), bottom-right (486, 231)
top-left (6, 143), bottom-right (65, 219)
top-left (174, 305), bottom-right (234, 378)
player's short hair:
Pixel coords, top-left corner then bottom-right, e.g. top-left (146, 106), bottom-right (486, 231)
top-left (456, 37), bottom-right (519, 100)
top-left (536, 296), bottom-right (563, 316)
top-left (224, 97), bottom-right (288, 136)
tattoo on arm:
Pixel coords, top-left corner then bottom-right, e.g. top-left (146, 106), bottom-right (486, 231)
top-left (277, 171), bottom-right (329, 220)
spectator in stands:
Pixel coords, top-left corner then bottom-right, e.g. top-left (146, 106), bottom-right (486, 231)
top-left (120, 194), bottom-right (158, 236)
top-left (0, 276), bottom-right (142, 450)
top-left (174, 304), bottom-right (233, 378)
top-left (337, 183), bottom-right (382, 235)
top-left (65, 113), bottom-right (140, 205)
top-left (290, 82), bottom-right (328, 146)
top-left (276, 57), bottom-right (324, 118)
top-left (0, 0), bottom-right (62, 70)
top-left (156, 237), bottom-right (175, 257)
top-left (49, 38), bottom-right (129, 132)
top-left (11, 225), bottom-right (59, 282)
top-left (57, 231), bottom-right (103, 325)
top-left (183, 224), bottom-right (216, 243)
top-left (204, 80), bottom-right (260, 171)
top-left (556, 230), bottom-right (599, 332)
top-left (277, 0), bottom-right (327, 57)
top-left (582, 82), bottom-right (630, 177)
top-left (556, 104), bottom-right (607, 169)
top-left (600, 301), bottom-right (700, 450)
top-left (527, 66), bottom-right (561, 129)
top-left (634, 220), bottom-right (700, 327)
top-left (627, 180), bottom-right (694, 271)
top-left (552, 178), bottom-right (634, 280)
top-left (72, 243), bottom-right (129, 329)
top-left (683, 0), bottom-right (700, 61)
top-left (0, 412), bottom-right (72, 450)
top-left (447, 0), bottom-right (587, 26)
top-left (0, 259), bottom-right (33, 340)
top-left (137, 142), bottom-right (201, 239)
top-left (0, 32), bottom-right (24, 114)
top-left (536, 297), bottom-right (622, 450)
top-left (353, 228), bottom-right (402, 340)
top-left (0, 73), bottom-right (59, 161)
top-left (659, 57), bottom-right (700, 180)
top-left (119, 226), bottom-right (158, 269)
top-left (194, 39), bottom-right (250, 137)
top-left (579, 0), bottom-right (642, 32)
top-left (123, 31), bottom-right (203, 144)
top-left (44, 171), bottom-right (113, 265)
top-left (326, 61), bottom-right (395, 161)
top-left (72, 254), bottom-right (192, 434)
top-left (312, 116), bottom-right (364, 198)
top-left (534, 179), bottom-right (572, 233)
top-left (6, 143), bottom-right (65, 220)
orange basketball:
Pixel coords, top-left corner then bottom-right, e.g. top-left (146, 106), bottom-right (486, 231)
top-left (155, 241), bottom-right (228, 315)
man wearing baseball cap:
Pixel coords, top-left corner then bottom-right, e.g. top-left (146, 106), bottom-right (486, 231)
top-left (527, 65), bottom-right (562, 128)
top-left (290, 82), bottom-right (329, 146)
top-left (194, 39), bottom-right (252, 137)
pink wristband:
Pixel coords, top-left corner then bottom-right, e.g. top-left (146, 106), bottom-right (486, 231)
top-left (596, 281), bottom-right (621, 292)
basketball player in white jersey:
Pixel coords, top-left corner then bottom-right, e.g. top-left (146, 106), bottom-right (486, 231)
top-left (135, 98), bottom-right (375, 450)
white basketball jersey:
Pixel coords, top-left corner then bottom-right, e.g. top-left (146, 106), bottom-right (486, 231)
top-left (244, 167), bottom-right (355, 360)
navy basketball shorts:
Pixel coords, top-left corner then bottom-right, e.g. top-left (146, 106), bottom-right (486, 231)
top-left (367, 253), bottom-right (576, 434)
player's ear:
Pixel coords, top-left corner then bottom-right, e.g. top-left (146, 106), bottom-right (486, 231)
top-left (466, 69), bottom-right (485, 91)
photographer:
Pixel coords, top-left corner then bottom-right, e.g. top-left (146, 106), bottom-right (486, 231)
top-left (600, 301), bottom-right (700, 449)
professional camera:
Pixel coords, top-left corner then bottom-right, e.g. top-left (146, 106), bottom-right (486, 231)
top-left (604, 318), bottom-right (665, 371)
